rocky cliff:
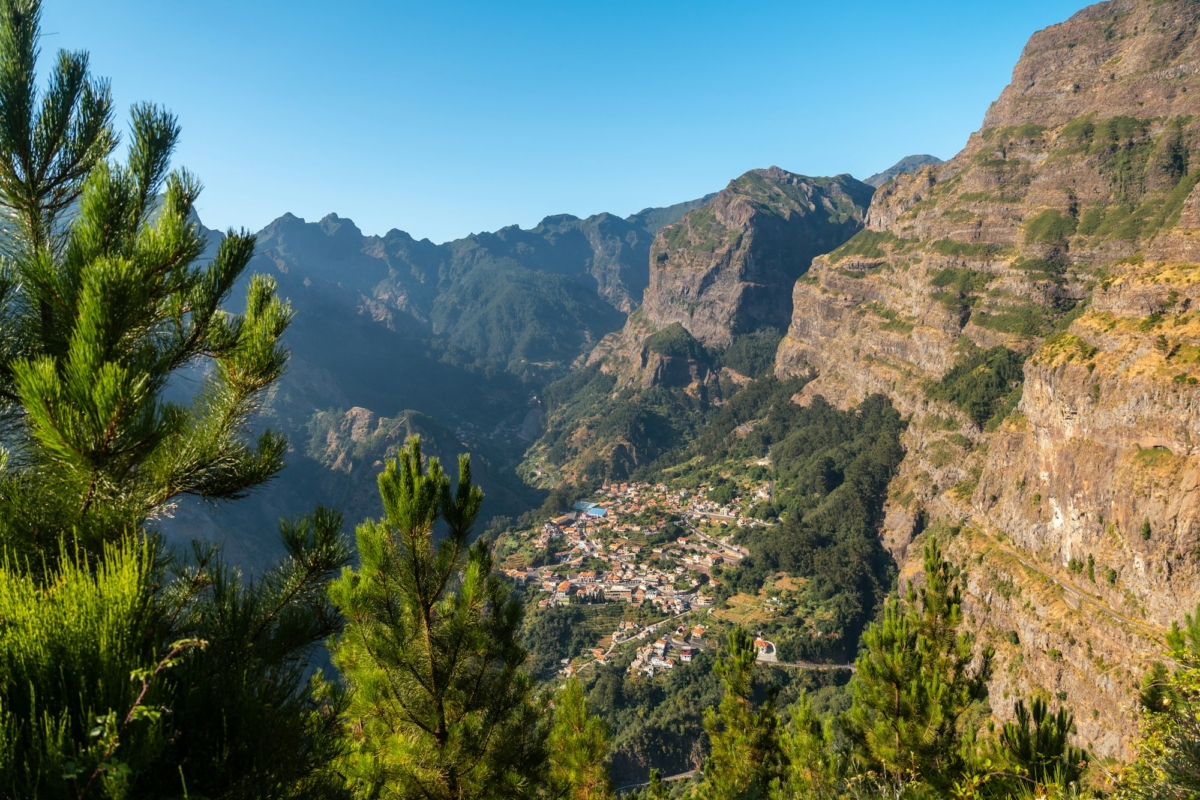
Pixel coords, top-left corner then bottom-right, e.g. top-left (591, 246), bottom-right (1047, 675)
top-left (775, 0), bottom-right (1200, 756)
top-left (642, 168), bottom-right (872, 350)
top-left (591, 168), bottom-right (873, 392)
top-left (518, 169), bottom-right (875, 486)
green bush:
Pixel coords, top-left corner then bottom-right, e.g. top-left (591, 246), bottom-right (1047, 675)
top-left (931, 267), bottom-right (992, 294)
top-left (926, 345), bottom-right (1026, 428)
top-left (644, 322), bottom-right (710, 361)
top-left (827, 229), bottom-right (910, 263)
top-left (1024, 209), bottom-right (1078, 246)
top-left (930, 238), bottom-right (1008, 260)
top-left (971, 303), bottom-right (1054, 337)
top-left (720, 327), bottom-right (784, 377)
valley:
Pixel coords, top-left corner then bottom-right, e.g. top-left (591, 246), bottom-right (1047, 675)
top-left (157, 0), bottom-right (1200, 785)
top-left (15, 0), bottom-right (1200, 795)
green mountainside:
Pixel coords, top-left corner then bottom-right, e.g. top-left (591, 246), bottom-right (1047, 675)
top-left (15, 0), bottom-right (1200, 796)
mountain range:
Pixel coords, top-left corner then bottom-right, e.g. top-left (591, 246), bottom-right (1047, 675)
top-left (172, 160), bottom-right (921, 565)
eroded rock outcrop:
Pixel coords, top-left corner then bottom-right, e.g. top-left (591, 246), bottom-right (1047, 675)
top-left (594, 168), bottom-right (872, 390)
top-left (643, 168), bottom-right (872, 350)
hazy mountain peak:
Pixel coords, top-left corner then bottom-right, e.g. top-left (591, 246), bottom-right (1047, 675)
top-left (863, 154), bottom-right (944, 188)
top-left (537, 213), bottom-right (580, 228)
top-left (626, 192), bottom-right (718, 235)
top-left (318, 213), bottom-right (364, 240)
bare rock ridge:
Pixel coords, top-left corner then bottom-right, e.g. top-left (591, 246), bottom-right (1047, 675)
top-left (774, 0), bottom-right (1200, 756)
top-left (643, 168), bottom-right (874, 348)
top-left (591, 168), bottom-right (873, 390)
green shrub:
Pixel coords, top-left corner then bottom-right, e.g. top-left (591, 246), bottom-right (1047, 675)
top-left (645, 322), bottom-right (709, 361)
top-left (1024, 209), bottom-right (1078, 246)
top-left (1013, 257), bottom-right (1068, 284)
top-left (926, 345), bottom-right (1026, 428)
top-left (931, 238), bottom-right (1009, 260)
top-left (1077, 206), bottom-right (1105, 235)
top-left (720, 328), bottom-right (784, 377)
top-left (828, 229), bottom-right (912, 263)
top-left (931, 267), bottom-right (992, 294)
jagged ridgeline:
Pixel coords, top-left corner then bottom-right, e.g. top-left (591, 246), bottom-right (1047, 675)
top-left (165, 197), bottom-right (711, 566)
top-left (774, 0), bottom-right (1200, 756)
top-left (523, 168), bottom-right (876, 486)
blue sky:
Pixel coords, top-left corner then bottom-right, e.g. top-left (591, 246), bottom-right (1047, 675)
top-left (43, 0), bottom-right (1092, 243)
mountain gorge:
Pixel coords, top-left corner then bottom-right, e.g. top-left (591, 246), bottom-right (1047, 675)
top-left (25, 0), bottom-right (1200, 793)
top-left (520, 169), bottom-right (876, 486)
top-left (169, 0), bottom-right (1200, 765)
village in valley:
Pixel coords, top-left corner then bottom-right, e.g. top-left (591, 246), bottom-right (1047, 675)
top-left (499, 480), bottom-right (781, 676)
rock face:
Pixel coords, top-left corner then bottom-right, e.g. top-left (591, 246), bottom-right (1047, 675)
top-left (775, 0), bottom-right (1200, 756)
top-left (591, 168), bottom-right (873, 392)
top-left (642, 168), bottom-right (873, 350)
top-left (521, 170), bottom-right (871, 488)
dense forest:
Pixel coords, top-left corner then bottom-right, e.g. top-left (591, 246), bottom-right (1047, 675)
top-left (3, 1), bottom-right (1200, 798)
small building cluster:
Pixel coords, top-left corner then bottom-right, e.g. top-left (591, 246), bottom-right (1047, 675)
top-left (502, 482), bottom-right (754, 614)
top-left (629, 624), bottom-right (707, 676)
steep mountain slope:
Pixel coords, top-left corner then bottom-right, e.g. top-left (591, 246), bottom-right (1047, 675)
top-left (523, 168), bottom-right (874, 485)
top-left (864, 154), bottom-right (945, 188)
top-left (592, 168), bottom-right (873, 385)
top-left (774, 0), bottom-right (1200, 756)
top-left (639, 168), bottom-right (873, 350)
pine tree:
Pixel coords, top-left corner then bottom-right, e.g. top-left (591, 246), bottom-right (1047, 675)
top-left (1120, 603), bottom-right (1200, 798)
top-left (695, 627), bottom-right (781, 800)
top-left (999, 697), bottom-right (1086, 790)
top-left (331, 437), bottom-right (547, 800)
top-left (547, 677), bottom-right (614, 800)
top-left (0, 0), bottom-right (291, 555)
top-left (770, 695), bottom-right (843, 800)
top-left (646, 769), bottom-right (668, 800)
top-left (144, 507), bottom-right (352, 799)
top-left (0, 0), bottom-right (115, 259)
top-left (0, 2), bottom-right (352, 796)
top-left (844, 536), bottom-right (991, 794)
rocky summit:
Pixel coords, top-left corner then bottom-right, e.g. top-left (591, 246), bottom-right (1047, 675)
top-left (864, 153), bottom-right (945, 188)
top-left (587, 168), bottom-right (873, 394)
top-left (642, 168), bottom-right (872, 350)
